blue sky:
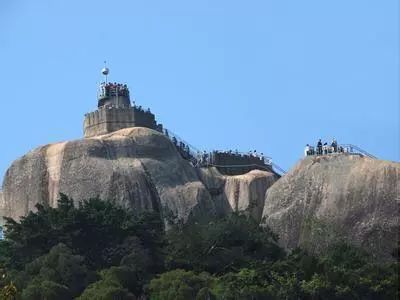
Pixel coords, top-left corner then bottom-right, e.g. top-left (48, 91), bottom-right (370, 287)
top-left (0, 0), bottom-right (398, 183)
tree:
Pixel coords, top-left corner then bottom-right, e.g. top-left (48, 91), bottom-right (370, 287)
top-left (148, 269), bottom-right (214, 300)
top-left (1, 194), bottom-right (164, 271)
top-left (166, 213), bottom-right (284, 274)
top-left (78, 267), bottom-right (137, 300)
top-left (21, 280), bottom-right (71, 300)
top-left (212, 268), bottom-right (274, 299)
top-left (8, 243), bottom-right (93, 299)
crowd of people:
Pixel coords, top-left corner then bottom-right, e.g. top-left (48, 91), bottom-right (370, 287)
top-left (133, 104), bottom-right (151, 114)
top-left (163, 129), bottom-right (272, 168)
top-left (305, 138), bottom-right (344, 156)
top-left (99, 82), bottom-right (130, 98)
top-left (197, 150), bottom-right (271, 167)
top-left (169, 135), bottom-right (197, 163)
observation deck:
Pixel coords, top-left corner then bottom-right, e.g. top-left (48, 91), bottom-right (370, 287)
top-left (97, 82), bottom-right (131, 108)
top-left (83, 78), bottom-right (162, 138)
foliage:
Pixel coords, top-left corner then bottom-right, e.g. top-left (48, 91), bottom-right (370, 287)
top-left (21, 279), bottom-right (71, 300)
top-left (148, 269), bottom-right (215, 300)
top-left (0, 194), bottom-right (397, 299)
top-left (0, 194), bottom-right (164, 298)
top-left (78, 267), bottom-right (137, 300)
top-left (0, 281), bottom-right (17, 300)
top-left (165, 213), bottom-right (284, 274)
top-left (8, 243), bottom-right (93, 299)
top-left (212, 268), bottom-right (274, 299)
top-left (2, 193), bottom-right (164, 270)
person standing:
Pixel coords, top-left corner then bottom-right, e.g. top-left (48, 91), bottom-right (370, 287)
top-left (304, 144), bottom-right (310, 156)
top-left (317, 139), bottom-right (323, 155)
top-left (331, 138), bottom-right (338, 152)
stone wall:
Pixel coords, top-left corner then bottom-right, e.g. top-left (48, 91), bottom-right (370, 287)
top-left (98, 95), bottom-right (131, 109)
top-left (133, 109), bottom-right (158, 129)
top-left (83, 106), bottom-right (160, 138)
top-left (210, 152), bottom-right (273, 175)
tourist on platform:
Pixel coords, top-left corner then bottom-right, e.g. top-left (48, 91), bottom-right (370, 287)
top-left (317, 139), bottom-right (323, 155)
top-left (309, 145), bottom-right (315, 155)
top-left (331, 138), bottom-right (338, 153)
top-left (305, 144), bottom-right (311, 156)
top-left (323, 142), bottom-right (328, 155)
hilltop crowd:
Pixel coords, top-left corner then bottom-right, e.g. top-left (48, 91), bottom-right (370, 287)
top-left (100, 82), bottom-right (129, 97)
top-left (305, 138), bottom-right (344, 156)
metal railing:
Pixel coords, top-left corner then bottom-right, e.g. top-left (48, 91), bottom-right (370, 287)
top-left (305, 143), bottom-right (377, 159)
top-left (271, 162), bottom-right (286, 175)
top-left (211, 150), bottom-right (272, 166)
top-left (340, 144), bottom-right (377, 159)
top-left (161, 128), bottom-right (286, 175)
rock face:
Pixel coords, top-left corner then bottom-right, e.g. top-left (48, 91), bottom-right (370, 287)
top-left (0, 190), bottom-right (4, 225)
top-left (198, 168), bottom-right (276, 222)
top-left (262, 154), bottom-right (400, 260)
top-left (1, 127), bottom-right (277, 222)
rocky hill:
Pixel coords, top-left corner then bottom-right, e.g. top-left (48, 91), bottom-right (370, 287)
top-left (1, 127), bottom-right (399, 260)
top-left (0, 127), bottom-right (277, 222)
top-left (262, 154), bottom-right (400, 260)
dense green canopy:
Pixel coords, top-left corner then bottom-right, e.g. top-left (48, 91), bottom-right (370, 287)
top-left (0, 195), bottom-right (397, 299)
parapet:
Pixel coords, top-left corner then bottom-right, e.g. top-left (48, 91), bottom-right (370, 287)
top-left (207, 151), bottom-right (273, 175)
top-left (83, 79), bottom-right (163, 138)
top-left (84, 105), bottom-right (163, 138)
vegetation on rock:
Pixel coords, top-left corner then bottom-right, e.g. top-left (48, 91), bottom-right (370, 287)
top-left (0, 195), bottom-right (398, 299)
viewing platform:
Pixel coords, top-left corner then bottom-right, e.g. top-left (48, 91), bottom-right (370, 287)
top-left (83, 66), bottom-right (285, 175)
top-left (305, 143), bottom-right (376, 159)
top-left (83, 74), bottom-right (163, 138)
top-left (162, 128), bottom-right (284, 176)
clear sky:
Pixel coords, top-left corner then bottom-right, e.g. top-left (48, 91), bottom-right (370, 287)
top-left (0, 0), bottom-right (399, 183)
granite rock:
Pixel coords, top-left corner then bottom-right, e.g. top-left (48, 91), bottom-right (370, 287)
top-left (262, 154), bottom-right (400, 260)
top-left (1, 128), bottom-right (277, 223)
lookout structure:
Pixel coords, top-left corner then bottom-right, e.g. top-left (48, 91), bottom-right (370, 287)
top-left (83, 66), bottom-right (284, 176)
top-left (83, 67), bottom-right (162, 138)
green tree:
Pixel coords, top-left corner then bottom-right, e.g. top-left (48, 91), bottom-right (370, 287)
top-left (148, 269), bottom-right (214, 300)
top-left (212, 268), bottom-right (275, 299)
top-left (78, 267), bottom-right (137, 300)
top-left (21, 280), bottom-right (71, 300)
top-left (166, 213), bottom-right (284, 274)
top-left (1, 194), bottom-right (164, 271)
top-left (8, 243), bottom-right (93, 299)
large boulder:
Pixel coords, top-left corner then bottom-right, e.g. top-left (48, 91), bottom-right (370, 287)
top-left (1, 127), bottom-right (277, 223)
top-left (262, 154), bottom-right (400, 260)
top-left (197, 168), bottom-right (277, 222)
